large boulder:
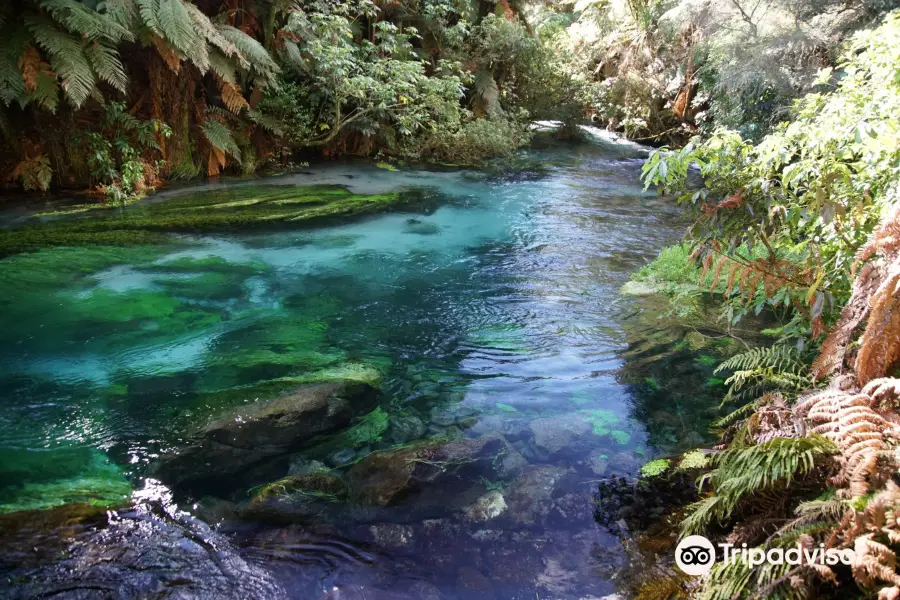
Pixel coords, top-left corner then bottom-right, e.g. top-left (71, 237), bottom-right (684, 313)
top-left (345, 436), bottom-right (505, 510)
top-left (0, 503), bottom-right (286, 600)
top-left (153, 380), bottom-right (379, 488)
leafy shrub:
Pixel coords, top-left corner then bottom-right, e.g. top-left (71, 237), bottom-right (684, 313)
top-left (411, 113), bottom-right (533, 164)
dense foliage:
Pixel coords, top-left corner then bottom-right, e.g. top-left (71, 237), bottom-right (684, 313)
top-left (633, 11), bottom-right (900, 599)
top-left (543, 0), bottom-right (899, 143)
top-left (0, 0), bottom-right (583, 199)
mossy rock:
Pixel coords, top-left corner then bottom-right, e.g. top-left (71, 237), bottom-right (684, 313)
top-left (151, 380), bottom-right (380, 489)
top-left (345, 436), bottom-right (505, 507)
top-left (0, 184), bottom-right (410, 257)
top-left (251, 473), bottom-right (347, 504)
top-left (304, 406), bottom-right (390, 460)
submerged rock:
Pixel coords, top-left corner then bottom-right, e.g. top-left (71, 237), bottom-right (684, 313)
top-left (0, 503), bottom-right (286, 600)
top-left (153, 380), bottom-right (379, 488)
top-left (288, 457), bottom-right (329, 476)
top-left (403, 218), bottom-right (442, 235)
top-left (464, 490), bottom-right (507, 522)
top-left (244, 473), bottom-right (348, 522)
top-left (386, 413), bottom-right (426, 445)
top-left (505, 465), bottom-right (569, 526)
top-left (528, 413), bottom-right (591, 456)
top-left (345, 436), bottom-right (505, 508)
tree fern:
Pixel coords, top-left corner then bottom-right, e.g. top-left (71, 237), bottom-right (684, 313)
top-left (85, 41), bottom-right (128, 93)
top-left (41, 0), bottom-right (133, 43)
top-left (200, 117), bottom-right (241, 164)
top-left (0, 32), bottom-right (28, 107)
top-left (97, 0), bottom-right (139, 30)
top-left (26, 15), bottom-right (96, 108)
top-left (136, 0), bottom-right (163, 37)
top-left (20, 45), bottom-right (59, 110)
top-left (183, 3), bottom-right (236, 60)
top-left (219, 25), bottom-right (279, 87)
top-left (208, 50), bottom-right (236, 84)
top-left (156, 0), bottom-right (200, 60)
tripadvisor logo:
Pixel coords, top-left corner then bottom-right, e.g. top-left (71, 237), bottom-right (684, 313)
top-left (675, 535), bottom-right (855, 576)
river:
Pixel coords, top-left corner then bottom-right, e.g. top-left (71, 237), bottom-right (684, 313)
top-left (0, 130), bottom-right (738, 599)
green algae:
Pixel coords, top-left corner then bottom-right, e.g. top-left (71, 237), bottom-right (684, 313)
top-left (250, 473), bottom-right (348, 507)
top-left (0, 245), bottom-right (173, 290)
top-left (155, 272), bottom-right (245, 300)
top-left (145, 256), bottom-right (270, 276)
top-left (639, 458), bottom-right (670, 479)
top-left (496, 403), bottom-right (518, 413)
top-left (579, 408), bottom-right (632, 445)
top-left (0, 448), bottom-right (131, 514)
top-left (0, 185), bottom-right (406, 257)
top-left (346, 407), bottom-right (389, 446)
top-left (196, 316), bottom-right (344, 390)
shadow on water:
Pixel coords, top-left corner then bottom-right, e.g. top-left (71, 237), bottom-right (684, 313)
top-left (0, 132), bottom-right (754, 598)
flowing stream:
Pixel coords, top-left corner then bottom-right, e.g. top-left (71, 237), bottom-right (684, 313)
top-left (0, 131), bottom-right (745, 599)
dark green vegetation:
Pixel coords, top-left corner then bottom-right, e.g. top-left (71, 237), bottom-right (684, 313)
top-left (0, 184), bottom-right (406, 255)
top-left (624, 11), bottom-right (900, 600)
top-left (0, 0), bottom-right (588, 200)
top-left (548, 0), bottom-right (898, 143)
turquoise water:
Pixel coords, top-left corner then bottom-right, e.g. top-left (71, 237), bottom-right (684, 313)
top-left (0, 134), bottom-right (738, 598)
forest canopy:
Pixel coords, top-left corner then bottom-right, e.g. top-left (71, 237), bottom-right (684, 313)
top-left (0, 0), bottom-right (580, 199)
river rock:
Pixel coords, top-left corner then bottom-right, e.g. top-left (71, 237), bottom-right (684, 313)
top-left (404, 218), bottom-right (442, 235)
top-left (287, 456), bottom-right (328, 476)
top-left (505, 465), bottom-right (569, 526)
top-left (367, 523), bottom-right (415, 548)
top-left (0, 504), bottom-right (286, 600)
top-left (456, 566), bottom-right (496, 599)
top-left (152, 381), bottom-right (379, 488)
top-left (586, 448), bottom-right (609, 476)
top-left (528, 414), bottom-right (591, 456)
top-left (345, 436), bottom-right (504, 508)
top-left (464, 490), bottom-right (507, 522)
top-left (243, 473), bottom-right (347, 522)
top-left (386, 413), bottom-right (426, 445)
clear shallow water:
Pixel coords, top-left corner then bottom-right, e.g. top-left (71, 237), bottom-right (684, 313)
top-left (0, 136), bottom-right (738, 598)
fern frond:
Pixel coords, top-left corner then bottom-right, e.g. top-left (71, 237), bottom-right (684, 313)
top-left (85, 41), bottom-right (127, 93)
top-left (218, 25), bottom-right (279, 86)
top-left (26, 15), bottom-right (96, 108)
top-left (200, 117), bottom-right (241, 164)
top-left (99, 0), bottom-right (138, 29)
top-left (183, 3), bottom-right (236, 59)
top-left (208, 49), bottom-right (236, 84)
top-left (247, 108), bottom-right (284, 135)
top-left (156, 0), bottom-right (202, 66)
top-left (41, 0), bottom-right (134, 43)
top-left (217, 78), bottom-right (248, 114)
top-left (136, 0), bottom-right (163, 37)
top-left (0, 31), bottom-right (28, 107)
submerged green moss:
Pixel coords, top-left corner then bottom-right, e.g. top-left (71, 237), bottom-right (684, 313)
top-left (640, 458), bottom-right (671, 478)
top-left (0, 448), bottom-right (131, 514)
top-left (0, 185), bottom-right (407, 257)
top-left (155, 272), bottom-right (245, 300)
top-left (145, 256), bottom-right (270, 276)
